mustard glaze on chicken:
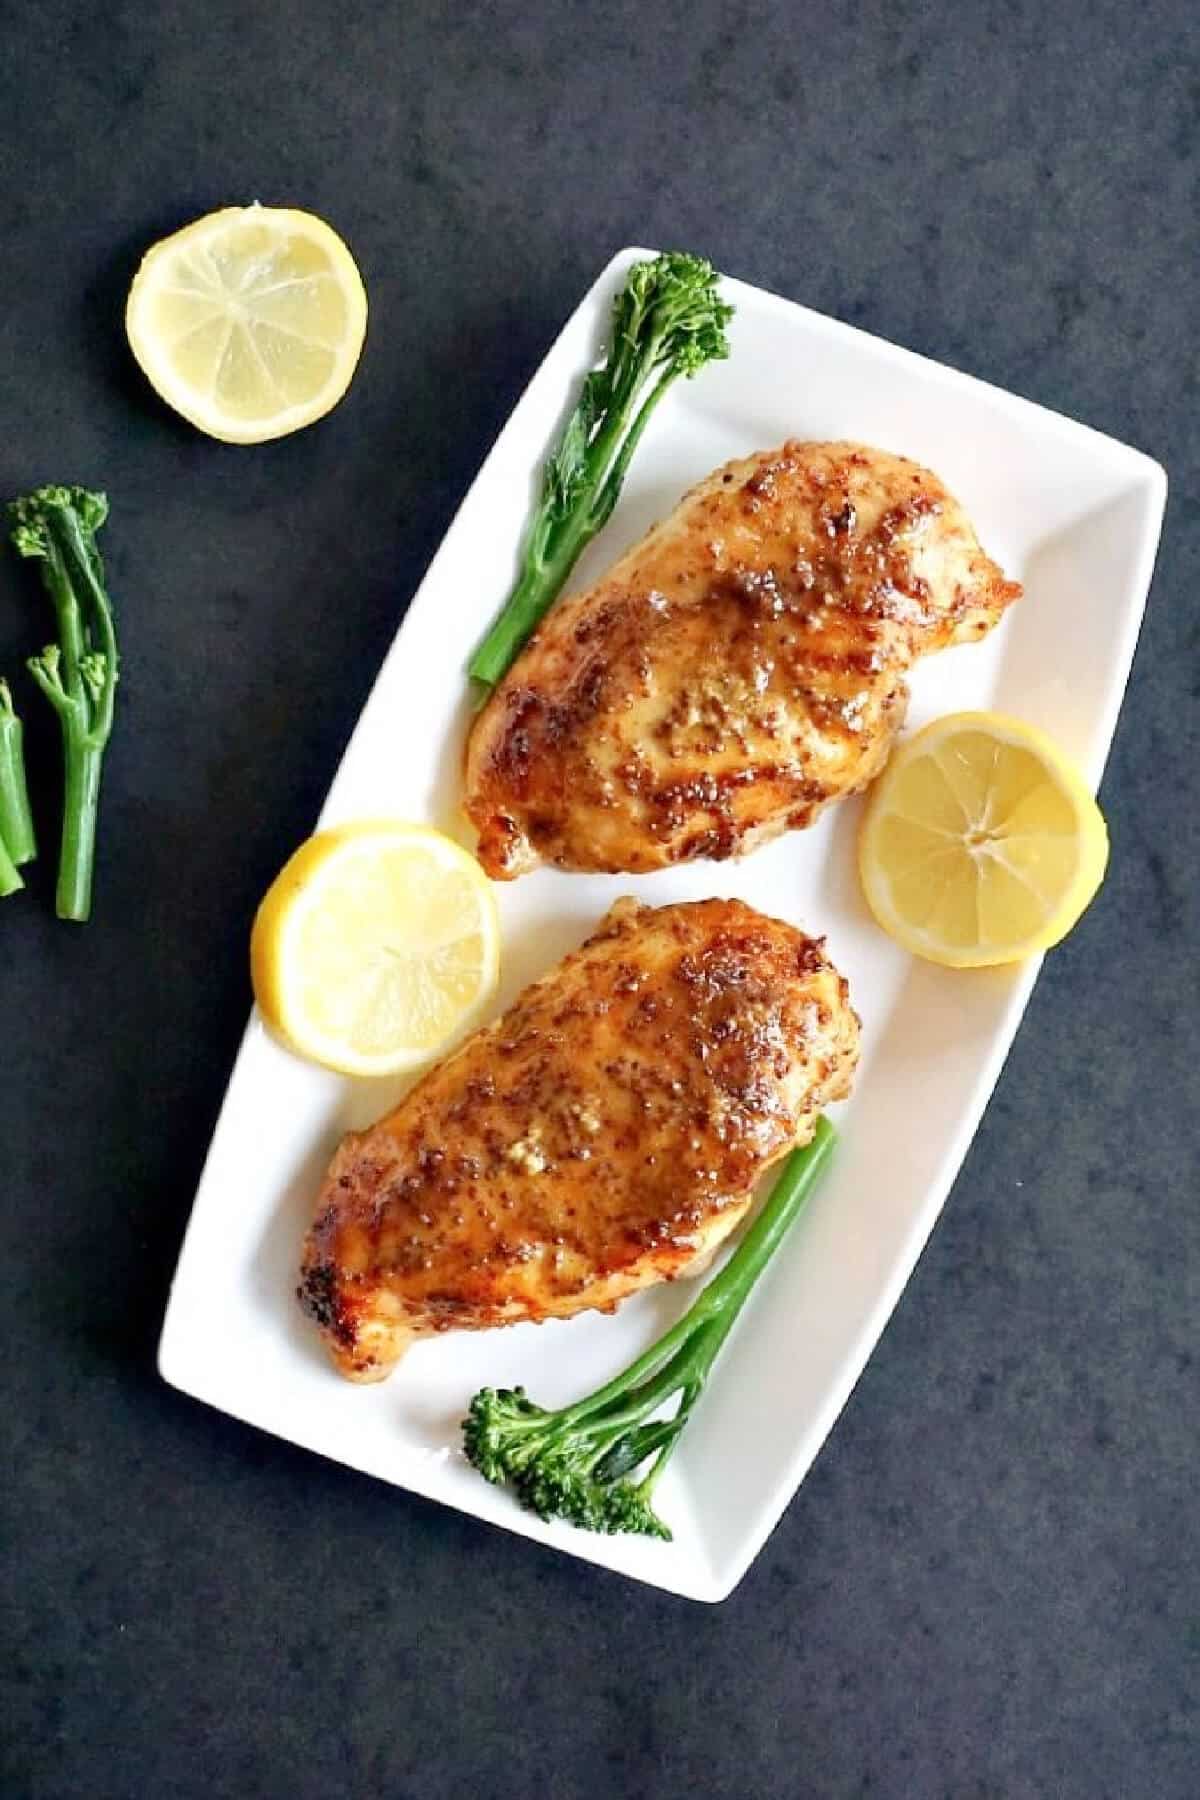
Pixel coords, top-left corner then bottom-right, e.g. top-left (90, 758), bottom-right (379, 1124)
top-left (300, 897), bottom-right (859, 1381)
top-left (465, 441), bottom-right (1021, 878)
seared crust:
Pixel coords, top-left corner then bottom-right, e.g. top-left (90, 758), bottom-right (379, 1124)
top-left (299, 897), bottom-right (859, 1380)
top-left (465, 440), bottom-right (1020, 878)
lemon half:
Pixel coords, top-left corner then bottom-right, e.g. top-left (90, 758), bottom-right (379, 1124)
top-left (859, 712), bottom-right (1109, 967)
top-left (126, 204), bottom-right (367, 444)
top-left (251, 823), bottom-right (500, 1076)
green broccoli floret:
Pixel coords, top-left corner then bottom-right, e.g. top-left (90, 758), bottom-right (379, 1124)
top-left (467, 252), bottom-right (734, 691)
top-left (7, 486), bottom-right (120, 922)
top-left (462, 1119), bottom-right (836, 1541)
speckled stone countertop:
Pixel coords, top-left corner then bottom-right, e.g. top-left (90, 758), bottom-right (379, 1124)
top-left (2, 4), bottom-right (1196, 1795)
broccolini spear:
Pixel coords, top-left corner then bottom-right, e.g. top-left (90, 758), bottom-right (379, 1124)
top-left (0, 834), bottom-right (21, 899)
top-left (463, 1118), bottom-right (836, 1540)
top-left (0, 677), bottom-right (36, 888)
top-left (6, 487), bottom-right (119, 923)
top-left (467, 253), bottom-right (734, 690)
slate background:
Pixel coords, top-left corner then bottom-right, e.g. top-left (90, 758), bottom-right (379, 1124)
top-left (2, 2), bottom-right (1196, 1795)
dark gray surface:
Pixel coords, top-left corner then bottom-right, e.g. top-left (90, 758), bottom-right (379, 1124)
top-left (2, 2), bottom-right (1196, 1795)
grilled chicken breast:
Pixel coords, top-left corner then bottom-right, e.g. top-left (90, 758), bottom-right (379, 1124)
top-left (300, 896), bottom-right (859, 1381)
top-left (465, 440), bottom-right (1021, 878)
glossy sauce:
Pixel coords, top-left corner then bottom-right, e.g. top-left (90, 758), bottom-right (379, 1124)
top-left (465, 440), bottom-right (1021, 878)
top-left (300, 897), bottom-right (859, 1380)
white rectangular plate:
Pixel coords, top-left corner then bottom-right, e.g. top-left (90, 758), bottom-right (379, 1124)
top-left (159, 249), bottom-right (1165, 1601)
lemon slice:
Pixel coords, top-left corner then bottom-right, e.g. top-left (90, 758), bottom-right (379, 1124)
top-left (126, 204), bottom-right (367, 444)
top-left (251, 823), bottom-right (500, 1076)
top-left (859, 712), bottom-right (1109, 967)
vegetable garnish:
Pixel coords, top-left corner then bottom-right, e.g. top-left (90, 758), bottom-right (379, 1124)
top-left (7, 487), bottom-right (119, 924)
top-left (467, 252), bottom-right (734, 692)
top-left (462, 1118), bottom-right (836, 1540)
top-left (0, 677), bottom-right (36, 885)
top-left (0, 824), bottom-right (22, 899)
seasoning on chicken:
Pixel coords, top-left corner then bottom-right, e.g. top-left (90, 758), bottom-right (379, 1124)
top-left (464, 440), bottom-right (1021, 878)
top-left (299, 896), bottom-right (859, 1382)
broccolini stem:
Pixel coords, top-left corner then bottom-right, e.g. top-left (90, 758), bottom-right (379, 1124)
top-left (56, 739), bottom-right (103, 924)
top-left (47, 506), bottom-right (118, 743)
top-left (586, 363), bottom-right (680, 533)
top-left (469, 542), bottom-right (582, 697)
top-left (467, 366), bottom-right (660, 691)
top-left (39, 505), bottom-right (113, 923)
top-left (701, 1116), bottom-right (837, 1321)
top-left (613, 1125), bottom-right (838, 1492)
top-left (463, 1120), bottom-right (837, 1537)
top-left (570, 1117), bottom-right (837, 1437)
top-left (468, 253), bottom-right (732, 691)
top-left (0, 832), bottom-right (22, 898)
top-left (0, 679), bottom-right (36, 867)
top-left (8, 486), bottom-right (120, 925)
top-left (467, 359), bottom-right (658, 689)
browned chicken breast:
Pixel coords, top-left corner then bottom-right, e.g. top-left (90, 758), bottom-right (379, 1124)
top-left (300, 896), bottom-right (859, 1381)
top-left (465, 440), bottom-right (1021, 878)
